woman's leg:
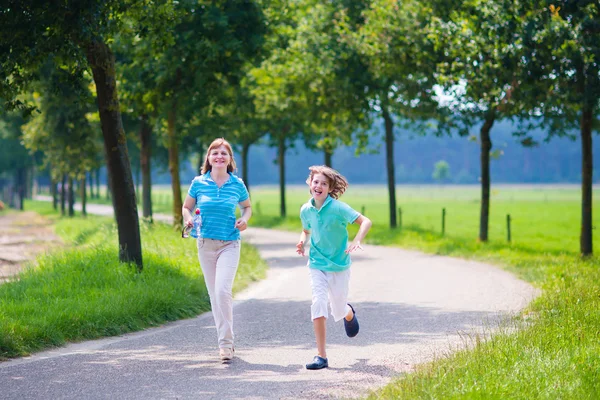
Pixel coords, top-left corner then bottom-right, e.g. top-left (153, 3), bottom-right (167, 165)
top-left (197, 239), bottom-right (220, 345)
top-left (213, 240), bottom-right (241, 350)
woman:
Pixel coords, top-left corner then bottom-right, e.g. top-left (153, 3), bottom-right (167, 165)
top-left (182, 138), bottom-right (252, 362)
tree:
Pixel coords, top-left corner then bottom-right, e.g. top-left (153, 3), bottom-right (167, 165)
top-left (340, 0), bottom-right (439, 228)
top-left (518, 2), bottom-right (600, 255)
top-left (0, 1), bottom-right (174, 268)
top-left (249, 0), bottom-right (307, 217)
top-left (432, 160), bottom-right (451, 183)
top-left (0, 113), bottom-right (36, 209)
top-left (21, 60), bottom-right (100, 218)
top-left (140, 0), bottom-right (266, 226)
top-left (427, 0), bottom-right (531, 242)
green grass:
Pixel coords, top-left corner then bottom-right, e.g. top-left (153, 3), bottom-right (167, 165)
top-left (0, 200), bottom-right (267, 359)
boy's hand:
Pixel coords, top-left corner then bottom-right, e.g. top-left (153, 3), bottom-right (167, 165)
top-left (345, 240), bottom-right (364, 254)
top-left (296, 241), bottom-right (305, 256)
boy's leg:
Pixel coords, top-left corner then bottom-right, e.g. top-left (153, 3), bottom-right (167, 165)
top-left (328, 269), bottom-right (352, 322)
top-left (313, 317), bottom-right (327, 359)
top-left (308, 269), bottom-right (329, 368)
top-left (329, 269), bottom-right (359, 337)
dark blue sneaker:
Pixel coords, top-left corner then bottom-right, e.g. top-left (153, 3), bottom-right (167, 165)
top-left (344, 304), bottom-right (359, 337)
top-left (306, 355), bottom-right (328, 370)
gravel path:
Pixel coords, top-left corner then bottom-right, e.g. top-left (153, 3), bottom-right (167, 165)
top-left (0, 202), bottom-right (538, 399)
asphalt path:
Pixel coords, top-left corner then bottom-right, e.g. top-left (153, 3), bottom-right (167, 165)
top-left (1, 201), bottom-right (538, 399)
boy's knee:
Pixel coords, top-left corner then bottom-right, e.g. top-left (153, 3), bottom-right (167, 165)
top-left (311, 299), bottom-right (328, 320)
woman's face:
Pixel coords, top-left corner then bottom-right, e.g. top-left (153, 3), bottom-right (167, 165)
top-left (208, 145), bottom-right (231, 169)
top-left (310, 173), bottom-right (331, 202)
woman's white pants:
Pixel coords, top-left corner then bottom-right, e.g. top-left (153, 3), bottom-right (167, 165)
top-left (197, 238), bottom-right (241, 350)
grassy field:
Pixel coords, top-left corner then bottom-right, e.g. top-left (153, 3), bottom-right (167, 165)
top-left (31, 184), bottom-right (600, 397)
top-left (0, 200), bottom-right (267, 359)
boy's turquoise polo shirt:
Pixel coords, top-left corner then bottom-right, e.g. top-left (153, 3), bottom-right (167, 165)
top-left (300, 195), bottom-right (360, 272)
top-left (187, 172), bottom-right (249, 241)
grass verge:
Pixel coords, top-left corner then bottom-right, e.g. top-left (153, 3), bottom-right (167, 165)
top-left (0, 200), bottom-right (267, 360)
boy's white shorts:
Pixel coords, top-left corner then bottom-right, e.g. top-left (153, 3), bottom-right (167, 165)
top-left (309, 268), bottom-right (352, 322)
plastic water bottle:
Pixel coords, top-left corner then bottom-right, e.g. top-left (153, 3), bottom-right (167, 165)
top-left (182, 208), bottom-right (201, 238)
top-left (191, 208), bottom-right (202, 238)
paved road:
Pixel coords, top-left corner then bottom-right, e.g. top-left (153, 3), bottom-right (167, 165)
top-left (1, 202), bottom-right (538, 399)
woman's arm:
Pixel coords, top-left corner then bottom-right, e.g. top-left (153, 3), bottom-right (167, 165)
top-left (235, 198), bottom-right (252, 231)
top-left (182, 195), bottom-right (196, 227)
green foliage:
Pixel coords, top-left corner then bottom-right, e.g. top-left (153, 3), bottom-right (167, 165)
top-left (517, 1), bottom-right (600, 134)
top-left (0, 113), bottom-right (35, 173)
top-left (20, 61), bottom-right (101, 181)
top-left (432, 160), bottom-right (450, 182)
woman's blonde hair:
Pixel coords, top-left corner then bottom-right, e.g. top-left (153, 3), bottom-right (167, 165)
top-left (305, 165), bottom-right (349, 199)
top-left (201, 138), bottom-right (237, 174)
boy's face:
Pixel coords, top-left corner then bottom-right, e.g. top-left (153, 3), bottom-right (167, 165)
top-left (310, 173), bottom-right (331, 202)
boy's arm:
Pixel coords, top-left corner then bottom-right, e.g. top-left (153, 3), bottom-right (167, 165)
top-left (296, 229), bottom-right (310, 256)
top-left (346, 215), bottom-right (372, 253)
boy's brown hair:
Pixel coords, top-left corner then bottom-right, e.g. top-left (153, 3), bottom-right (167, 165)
top-left (306, 165), bottom-right (349, 200)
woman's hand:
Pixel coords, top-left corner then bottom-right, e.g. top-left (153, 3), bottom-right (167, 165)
top-left (235, 218), bottom-right (248, 231)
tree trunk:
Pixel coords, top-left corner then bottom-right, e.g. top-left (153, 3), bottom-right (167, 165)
top-left (67, 176), bottom-right (75, 217)
top-left (167, 100), bottom-right (183, 227)
top-left (479, 110), bottom-right (495, 242)
top-left (382, 105), bottom-right (397, 228)
top-left (16, 167), bottom-right (26, 210)
top-left (324, 141), bottom-right (333, 168)
top-left (241, 141), bottom-right (251, 194)
top-left (80, 176), bottom-right (87, 217)
top-left (86, 38), bottom-right (142, 269)
top-left (139, 115), bottom-right (153, 222)
top-left (135, 164), bottom-right (141, 205)
top-left (95, 168), bottom-right (101, 199)
top-left (580, 107), bottom-right (593, 255)
top-left (60, 174), bottom-right (66, 216)
top-left (88, 171), bottom-right (94, 199)
top-left (51, 178), bottom-right (58, 210)
top-left (278, 133), bottom-right (286, 218)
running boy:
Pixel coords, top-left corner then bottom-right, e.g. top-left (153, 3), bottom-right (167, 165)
top-left (296, 165), bottom-right (372, 370)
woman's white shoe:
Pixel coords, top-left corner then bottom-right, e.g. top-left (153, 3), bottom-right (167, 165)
top-left (219, 347), bottom-right (234, 361)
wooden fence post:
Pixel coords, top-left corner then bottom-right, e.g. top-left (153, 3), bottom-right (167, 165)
top-left (507, 214), bottom-right (511, 242)
top-left (442, 207), bottom-right (446, 236)
top-left (398, 207), bottom-right (402, 230)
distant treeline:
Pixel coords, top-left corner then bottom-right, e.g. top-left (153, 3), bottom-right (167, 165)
top-left (153, 121), bottom-right (597, 186)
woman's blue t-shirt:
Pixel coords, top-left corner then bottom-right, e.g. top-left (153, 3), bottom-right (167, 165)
top-left (187, 172), bottom-right (249, 241)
